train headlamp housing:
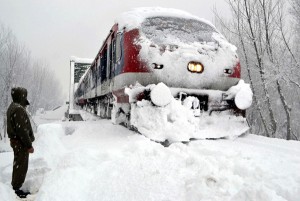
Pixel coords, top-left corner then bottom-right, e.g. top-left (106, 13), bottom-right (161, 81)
top-left (187, 62), bottom-right (204, 73)
top-left (152, 63), bottom-right (164, 69)
top-left (224, 68), bottom-right (233, 75)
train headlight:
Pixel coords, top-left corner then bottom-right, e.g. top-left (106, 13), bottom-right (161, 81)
top-left (187, 62), bottom-right (204, 73)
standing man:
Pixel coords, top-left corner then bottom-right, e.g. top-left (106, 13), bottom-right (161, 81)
top-left (7, 87), bottom-right (35, 198)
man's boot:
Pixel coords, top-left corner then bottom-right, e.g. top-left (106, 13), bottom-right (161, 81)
top-left (15, 189), bottom-right (30, 198)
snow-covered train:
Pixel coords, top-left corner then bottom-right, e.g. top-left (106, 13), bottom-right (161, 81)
top-left (74, 8), bottom-right (252, 142)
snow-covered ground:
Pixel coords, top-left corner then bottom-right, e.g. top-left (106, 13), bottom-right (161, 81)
top-left (0, 105), bottom-right (300, 201)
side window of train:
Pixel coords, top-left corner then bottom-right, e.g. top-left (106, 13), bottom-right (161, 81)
top-left (88, 72), bottom-right (91, 89)
top-left (115, 33), bottom-right (122, 62)
top-left (112, 39), bottom-right (116, 64)
top-left (107, 44), bottom-right (112, 79)
top-left (101, 47), bottom-right (108, 82)
top-left (97, 56), bottom-right (101, 83)
top-left (91, 66), bottom-right (96, 89)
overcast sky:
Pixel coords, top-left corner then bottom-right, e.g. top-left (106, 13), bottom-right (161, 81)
top-left (0, 0), bottom-right (230, 98)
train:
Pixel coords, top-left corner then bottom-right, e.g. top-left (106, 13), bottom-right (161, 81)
top-left (73, 7), bottom-right (251, 140)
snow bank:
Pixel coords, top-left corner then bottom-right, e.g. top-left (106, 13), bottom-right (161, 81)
top-left (35, 120), bottom-right (135, 201)
top-left (14, 123), bottom-right (68, 194)
top-left (79, 109), bottom-right (100, 121)
top-left (1, 97), bottom-right (299, 201)
top-left (34, 124), bottom-right (300, 201)
top-left (33, 124), bottom-right (67, 168)
top-left (0, 121), bottom-right (68, 197)
top-left (131, 99), bottom-right (194, 142)
top-left (34, 104), bottom-right (68, 125)
top-left (131, 98), bottom-right (249, 142)
top-left (127, 82), bottom-right (249, 142)
top-left (0, 183), bottom-right (15, 201)
top-left (181, 136), bottom-right (300, 201)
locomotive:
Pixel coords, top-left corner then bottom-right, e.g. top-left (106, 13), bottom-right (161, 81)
top-left (74, 7), bottom-right (251, 141)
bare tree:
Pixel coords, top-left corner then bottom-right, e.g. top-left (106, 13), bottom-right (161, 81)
top-left (214, 0), bottom-right (300, 140)
top-left (0, 23), bottom-right (64, 141)
top-left (1, 33), bottom-right (24, 139)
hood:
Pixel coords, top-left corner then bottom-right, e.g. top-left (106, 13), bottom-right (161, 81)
top-left (11, 87), bottom-right (30, 106)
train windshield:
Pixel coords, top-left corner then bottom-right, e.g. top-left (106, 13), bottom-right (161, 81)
top-left (141, 16), bottom-right (217, 45)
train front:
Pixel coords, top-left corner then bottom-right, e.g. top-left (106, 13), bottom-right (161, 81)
top-left (117, 8), bottom-right (253, 142)
top-left (138, 16), bottom-right (240, 92)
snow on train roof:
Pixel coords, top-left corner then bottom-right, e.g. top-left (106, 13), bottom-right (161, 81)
top-left (115, 7), bottom-right (216, 31)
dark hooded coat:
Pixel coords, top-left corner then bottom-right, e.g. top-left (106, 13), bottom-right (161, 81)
top-left (7, 87), bottom-right (34, 148)
top-left (6, 87), bottom-right (35, 190)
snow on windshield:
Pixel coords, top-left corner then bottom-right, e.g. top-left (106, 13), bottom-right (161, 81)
top-left (115, 7), bottom-right (216, 32)
top-left (141, 16), bottom-right (217, 44)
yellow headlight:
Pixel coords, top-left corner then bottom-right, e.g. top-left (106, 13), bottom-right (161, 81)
top-left (196, 64), bottom-right (202, 72)
top-left (187, 62), bottom-right (204, 73)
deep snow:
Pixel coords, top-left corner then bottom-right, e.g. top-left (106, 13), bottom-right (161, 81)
top-left (0, 104), bottom-right (300, 201)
